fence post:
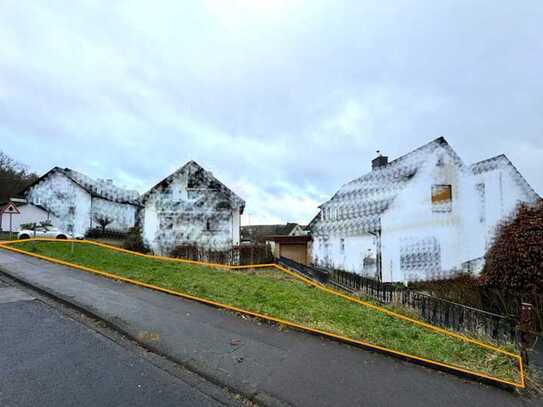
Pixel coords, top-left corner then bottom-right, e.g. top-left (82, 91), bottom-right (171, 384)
top-left (519, 302), bottom-right (537, 365)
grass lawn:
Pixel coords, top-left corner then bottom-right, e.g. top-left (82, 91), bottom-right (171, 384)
top-left (0, 232), bottom-right (17, 241)
top-left (9, 241), bottom-right (521, 384)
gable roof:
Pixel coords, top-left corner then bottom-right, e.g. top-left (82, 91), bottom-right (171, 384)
top-left (22, 167), bottom-right (140, 205)
top-left (311, 137), bottom-right (540, 236)
top-left (470, 154), bottom-right (540, 201)
top-left (241, 223), bottom-right (301, 243)
top-left (311, 137), bottom-right (455, 234)
top-left (140, 161), bottom-right (245, 213)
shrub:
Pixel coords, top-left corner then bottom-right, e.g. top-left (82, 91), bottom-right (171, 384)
top-left (170, 243), bottom-right (274, 265)
top-left (123, 227), bottom-right (149, 253)
top-left (482, 200), bottom-right (543, 292)
top-left (236, 243), bottom-right (274, 265)
top-left (170, 244), bottom-right (233, 264)
top-left (85, 227), bottom-right (127, 240)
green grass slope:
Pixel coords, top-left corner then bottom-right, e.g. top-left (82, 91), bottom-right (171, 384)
top-left (10, 241), bottom-right (520, 383)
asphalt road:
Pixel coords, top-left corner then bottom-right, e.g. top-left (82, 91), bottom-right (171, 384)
top-left (0, 283), bottom-right (243, 407)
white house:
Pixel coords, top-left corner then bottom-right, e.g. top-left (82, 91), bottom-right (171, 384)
top-left (139, 161), bottom-right (245, 255)
top-left (23, 167), bottom-right (140, 236)
top-left (310, 137), bottom-right (540, 283)
top-left (0, 199), bottom-right (59, 232)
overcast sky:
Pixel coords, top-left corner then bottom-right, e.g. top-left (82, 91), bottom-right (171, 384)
top-left (1, 1), bottom-right (541, 225)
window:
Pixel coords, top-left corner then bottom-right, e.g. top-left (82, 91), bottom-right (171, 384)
top-left (400, 236), bottom-right (442, 281)
top-left (476, 183), bottom-right (485, 223)
top-left (206, 218), bottom-right (220, 231)
top-left (431, 185), bottom-right (452, 212)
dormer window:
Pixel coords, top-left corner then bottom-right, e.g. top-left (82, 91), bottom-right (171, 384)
top-left (432, 184), bottom-right (452, 212)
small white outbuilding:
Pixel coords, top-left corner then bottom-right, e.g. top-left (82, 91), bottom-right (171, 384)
top-left (0, 199), bottom-right (57, 232)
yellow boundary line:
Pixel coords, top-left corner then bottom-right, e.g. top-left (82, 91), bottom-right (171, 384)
top-left (0, 238), bottom-right (524, 388)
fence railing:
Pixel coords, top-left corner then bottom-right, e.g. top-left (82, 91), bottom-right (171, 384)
top-left (277, 257), bottom-right (518, 345)
top-left (277, 257), bottom-right (329, 283)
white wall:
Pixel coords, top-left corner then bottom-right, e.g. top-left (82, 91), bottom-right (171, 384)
top-left (461, 159), bottom-right (539, 267)
top-left (141, 172), bottom-right (242, 255)
top-left (26, 172), bottom-right (92, 236)
top-left (0, 204), bottom-right (58, 232)
top-left (91, 197), bottom-right (137, 232)
top-left (381, 147), bottom-right (464, 282)
top-left (232, 208), bottom-right (241, 245)
top-left (142, 198), bottom-right (159, 250)
top-left (312, 234), bottom-right (376, 276)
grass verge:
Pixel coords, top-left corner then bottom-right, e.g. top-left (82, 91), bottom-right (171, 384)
top-left (9, 240), bottom-right (521, 384)
top-left (0, 232), bottom-right (17, 241)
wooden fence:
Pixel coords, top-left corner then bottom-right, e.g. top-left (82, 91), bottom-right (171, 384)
top-left (170, 243), bottom-right (274, 266)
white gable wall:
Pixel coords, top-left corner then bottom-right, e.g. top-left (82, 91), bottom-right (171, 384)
top-left (26, 172), bottom-right (92, 236)
top-left (381, 146), bottom-right (464, 282)
top-left (141, 171), bottom-right (242, 255)
top-left (461, 160), bottom-right (539, 266)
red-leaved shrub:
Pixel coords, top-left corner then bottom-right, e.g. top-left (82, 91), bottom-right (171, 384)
top-left (482, 200), bottom-right (543, 292)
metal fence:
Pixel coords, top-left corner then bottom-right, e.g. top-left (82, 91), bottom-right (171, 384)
top-left (277, 256), bottom-right (329, 283)
top-left (277, 257), bottom-right (518, 345)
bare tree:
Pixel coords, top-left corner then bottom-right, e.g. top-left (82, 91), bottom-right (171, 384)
top-left (94, 214), bottom-right (114, 233)
top-left (0, 151), bottom-right (38, 202)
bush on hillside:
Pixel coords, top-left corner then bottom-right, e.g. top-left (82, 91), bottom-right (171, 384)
top-left (85, 227), bottom-right (127, 240)
top-left (123, 227), bottom-right (149, 254)
top-left (482, 200), bottom-right (543, 292)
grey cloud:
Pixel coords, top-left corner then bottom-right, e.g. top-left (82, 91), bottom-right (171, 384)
top-left (0, 1), bottom-right (541, 224)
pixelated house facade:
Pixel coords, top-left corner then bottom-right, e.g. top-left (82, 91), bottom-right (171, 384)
top-left (310, 137), bottom-right (539, 283)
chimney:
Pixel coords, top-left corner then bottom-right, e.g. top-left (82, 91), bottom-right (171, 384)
top-left (372, 151), bottom-right (388, 170)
